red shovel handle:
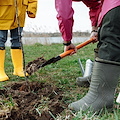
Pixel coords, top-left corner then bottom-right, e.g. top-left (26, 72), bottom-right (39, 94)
top-left (60, 38), bottom-right (94, 58)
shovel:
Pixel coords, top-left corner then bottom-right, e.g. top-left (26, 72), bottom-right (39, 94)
top-left (26, 38), bottom-right (95, 75)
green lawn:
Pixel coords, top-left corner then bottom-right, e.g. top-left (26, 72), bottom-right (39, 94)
top-left (2, 42), bottom-right (120, 119)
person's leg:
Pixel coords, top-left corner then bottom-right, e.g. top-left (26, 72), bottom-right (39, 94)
top-left (0, 30), bottom-right (8, 48)
top-left (98, 8), bottom-right (120, 62)
top-left (69, 58), bottom-right (120, 112)
top-left (68, 6), bottom-right (120, 112)
top-left (10, 27), bottom-right (22, 48)
top-left (10, 27), bottom-right (28, 77)
top-left (0, 30), bottom-right (9, 81)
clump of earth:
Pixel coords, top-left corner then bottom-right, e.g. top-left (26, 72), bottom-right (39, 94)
top-left (26, 55), bottom-right (47, 75)
top-left (0, 81), bottom-right (68, 120)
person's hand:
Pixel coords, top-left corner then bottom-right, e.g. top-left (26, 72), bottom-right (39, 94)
top-left (90, 30), bottom-right (98, 43)
top-left (27, 11), bottom-right (35, 18)
top-left (27, 11), bottom-right (33, 14)
top-left (64, 42), bottom-right (77, 55)
top-left (91, 26), bottom-right (98, 43)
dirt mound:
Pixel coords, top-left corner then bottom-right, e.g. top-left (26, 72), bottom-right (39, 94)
top-left (0, 81), bottom-right (67, 120)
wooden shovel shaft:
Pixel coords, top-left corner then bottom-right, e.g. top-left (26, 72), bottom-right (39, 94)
top-left (60, 38), bottom-right (94, 58)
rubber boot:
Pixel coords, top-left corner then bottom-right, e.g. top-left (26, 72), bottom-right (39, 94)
top-left (76, 59), bottom-right (93, 87)
top-left (76, 75), bottom-right (91, 87)
top-left (76, 48), bottom-right (99, 87)
top-left (11, 49), bottom-right (28, 77)
top-left (0, 50), bottom-right (9, 81)
top-left (68, 57), bottom-right (120, 112)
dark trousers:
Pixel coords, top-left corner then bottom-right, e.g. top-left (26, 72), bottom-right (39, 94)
top-left (98, 6), bottom-right (120, 62)
top-left (0, 27), bottom-right (23, 49)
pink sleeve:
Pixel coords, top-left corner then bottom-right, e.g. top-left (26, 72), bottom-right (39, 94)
top-left (89, 4), bottom-right (101, 26)
top-left (82, 0), bottom-right (101, 27)
top-left (55, 0), bottom-right (74, 41)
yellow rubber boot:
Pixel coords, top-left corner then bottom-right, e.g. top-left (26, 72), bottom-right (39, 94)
top-left (11, 49), bottom-right (28, 77)
top-left (0, 50), bottom-right (9, 81)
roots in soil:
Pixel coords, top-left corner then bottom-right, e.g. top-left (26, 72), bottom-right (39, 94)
top-left (26, 54), bottom-right (46, 75)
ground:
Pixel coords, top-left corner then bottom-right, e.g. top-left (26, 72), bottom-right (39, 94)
top-left (0, 81), bottom-right (68, 120)
top-left (0, 55), bottom-right (72, 120)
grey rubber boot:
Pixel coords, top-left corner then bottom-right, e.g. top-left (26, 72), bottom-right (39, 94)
top-left (76, 75), bottom-right (91, 87)
top-left (68, 57), bottom-right (120, 112)
top-left (76, 59), bottom-right (93, 87)
top-left (76, 48), bottom-right (99, 87)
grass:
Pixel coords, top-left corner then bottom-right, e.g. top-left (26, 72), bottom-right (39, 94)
top-left (2, 42), bottom-right (120, 119)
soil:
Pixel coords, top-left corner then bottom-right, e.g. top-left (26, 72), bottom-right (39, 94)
top-left (0, 81), bottom-right (68, 120)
